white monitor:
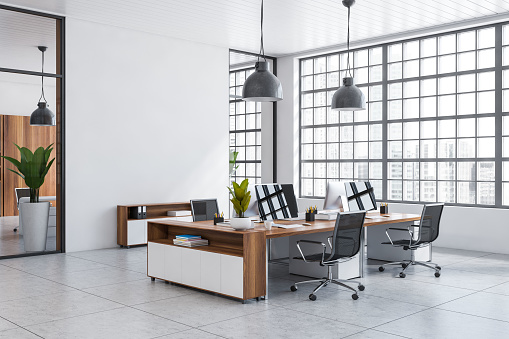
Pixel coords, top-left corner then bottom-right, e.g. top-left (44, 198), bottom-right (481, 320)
top-left (323, 182), bottom-right (349, 211)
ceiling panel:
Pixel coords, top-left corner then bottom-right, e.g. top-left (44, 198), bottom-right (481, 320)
top-left (1, 0), bottom-right (509, 56)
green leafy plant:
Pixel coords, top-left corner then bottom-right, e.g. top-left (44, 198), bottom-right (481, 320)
top-left (1, 143), bottom-right (55, 203)
top-left (227, 178), bottom-right (251, 218)
top-left (229, 150), bottom-right (239, 178)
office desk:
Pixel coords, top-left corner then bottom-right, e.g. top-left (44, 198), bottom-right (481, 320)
top-left (146, 212), bottom-right (420, 302)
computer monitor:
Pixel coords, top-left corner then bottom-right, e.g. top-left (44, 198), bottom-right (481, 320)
top-left (243, 185), bottom-right (259, 218)
top-left (345, 181), bottom-right (377, 211)
top-left (281, 184), bottom-right (299, 218)
top-left (190, 199), bottom-right (219, 221)
top-left (323, 181), bottom-right (348, 211)
top-left (255, 184), bottom-right (295, 220)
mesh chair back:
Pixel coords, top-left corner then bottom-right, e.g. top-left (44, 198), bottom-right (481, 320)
top-left (190, 199), bottom-right (219, 221)
top-left (417, 203), bottom-right (444, 244)
top-left (327, 211), bottom-right (366, 261)
top-left (15, 188), bottom-right (30, 209)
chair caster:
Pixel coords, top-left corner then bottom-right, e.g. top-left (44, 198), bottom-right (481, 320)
top-left (290, 285), bottom-right (297, 292)
top-left (402, 263), bottom-right (408, 268)
top-left (434, 272), bottom-right (441, 277)
top-left (13, 228), bottom-right (17, 232)
top-left (309, 294), bottom-right (317, 301)
top-left (165, 281), bottom-right (169, 284)
top-left (352, 294), bottom-right (359, 300)
top-left (378, 266), bottom-right (385, 272)
top-left (436, 266), bottom-right (441, 270)
top-left (399, 272), bottom-right (406, 278)
top-left (358, 285), bottom-right (365, 291)
top-left (151, 277), bottom-right (155, 281)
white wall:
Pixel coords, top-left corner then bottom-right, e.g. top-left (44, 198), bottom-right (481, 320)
top-left (66, 19), bottom-right (229, 252)
top-left (276, 55), bottom-right (509, 255)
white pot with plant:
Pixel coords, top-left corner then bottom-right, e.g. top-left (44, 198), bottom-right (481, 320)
top-left (2, 143), bottom-right (54, 252)
top-left (227, 178), bottom-right (252, 230)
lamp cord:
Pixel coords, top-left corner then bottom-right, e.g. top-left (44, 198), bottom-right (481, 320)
top-left (346, 5), bottom-right (353, 78)
top-left (38, 50), bottom-right (47, 103)
top-left (258, 0), bottom-right (267, 63)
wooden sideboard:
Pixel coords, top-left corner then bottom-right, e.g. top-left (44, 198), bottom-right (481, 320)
top-left (117, 202), bottom-right (193, 248)
top-left (147, 219), bottom-right (266, 302)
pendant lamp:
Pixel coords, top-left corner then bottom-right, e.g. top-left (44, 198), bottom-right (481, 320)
top-left (30, 46), bottom-right (56, 126)
top-left (331, 0), bottom-right (366, 111)
top-left (242, 0), bottom-right (283, 102)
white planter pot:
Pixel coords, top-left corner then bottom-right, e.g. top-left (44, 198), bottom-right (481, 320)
top-left (230, 217), bottom-right (252, 230)
top-left (20, 201), bottom-right (50, 252)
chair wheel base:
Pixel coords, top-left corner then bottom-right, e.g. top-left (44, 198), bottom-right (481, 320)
top-left (435, 272), bottom-right (441, 277)
top-left (402, 263), bottom-right (408, 268)
top-left (290, 285), bottom-right (297, 292)
top-left (309, 294), bottom-right (316, 301)
top-left (358, 285), bottom-right (365, 291)
top-left (436, 266), bottom-right (442, 270)
top-left (13, 229), bottom-right (17, 232)
top-left (352, 294), bottom-right (359, 300)
top-left (151, 277), bottom-right (155, 281)
top-left (399, 272), bottom-right (406, 278)
top-left (378, 266), bottom-right (385, 272)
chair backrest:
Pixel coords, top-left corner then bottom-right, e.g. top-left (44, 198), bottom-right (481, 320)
top-left (327, 211), bottom-right (366, 262)
top-left (15, 188), bottom-right (30, 209)
top-left (190, 199), bottom-right (219, 221)
top-left (416, 203), bottom-right (444, 244)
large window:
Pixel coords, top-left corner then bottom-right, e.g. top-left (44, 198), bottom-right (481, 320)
top-left (300, 23), bottom-right (509, 207)
top-left (229, 68), bottom-right (262, 184)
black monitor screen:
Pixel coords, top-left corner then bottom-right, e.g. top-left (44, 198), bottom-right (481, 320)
top-left (345, 182), bottom-right (376, 211)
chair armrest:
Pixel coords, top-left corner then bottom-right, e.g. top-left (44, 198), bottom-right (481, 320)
top-left (385, 227), bottom-right (413, 246)
top-left (296, 240), bottom-right (327, 263)
top-left (327, 236), bottom-right (332, 249)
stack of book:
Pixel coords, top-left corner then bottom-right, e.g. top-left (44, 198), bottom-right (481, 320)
top-left (173, 235), bottom-right (209, 247)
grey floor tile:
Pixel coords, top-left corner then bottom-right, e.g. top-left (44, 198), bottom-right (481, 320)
top-left (157, 328), bottom-right (223, 339)
top-left (447, 257), bottom-right (509, 277)
top-left (0, 290), bottom-right (122, 326)
top-left (0, 275), bottom-right (73, 303)
top-left (437, 291), bottom-right (509, 322)
top-left (199, 307), bottom-right (364, 339)
top-left (344, 329), bottom-right (409, 339)
top-left (484, 281), bottom-right (509, 296)
top-left (25, 307), bottom-right (190, 339)
top-left (288, 293), bottom-right (427, 328)
top-left (82, 279), bottom-right (195, 306)
top-left (0, 328), bottom-right (41, 339)
top-left (375, 308), bottom-right (509, 339)
top-left (0, 316), bottom-right (17, 332)
top-left (134, 292), bottom-right (273, 327)
top-left (42, 266), bottom-right (146, 289)
top-left (123, 260), bottom-right (148, 274)
top-left (1, 254), bottom-right (109, 275)
top-left (406, 267), bottom-right (509, 291)
top-left (363, 278), bottom-right (474, 307)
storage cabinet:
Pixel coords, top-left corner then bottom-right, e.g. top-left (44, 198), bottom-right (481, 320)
top-left (146, 219), bottom-right (265, 301)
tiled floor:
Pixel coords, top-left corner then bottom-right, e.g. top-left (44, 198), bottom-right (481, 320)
top-left (0, 246), bottom-right (508, 338)
top-left (0, 216), bottom-right (56, 257)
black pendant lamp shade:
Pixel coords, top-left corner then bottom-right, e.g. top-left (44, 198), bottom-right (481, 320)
top-left (331, 0), bottom-right (366, 111)
top-left (30, 46), bottom-right (55, 126)
top-left (242, 61), bottom-right (282, 102)
top-left (242, 0), bottom-right (283, 102)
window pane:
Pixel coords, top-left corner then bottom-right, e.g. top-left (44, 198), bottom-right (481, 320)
top-left (421, 79), bottom-right (436, 96)
top-left (389, 100), bottom-right (402, 120)
top-left (439, 119), bottom-right (456, 138)
top-left (421, 57), bottom-right (436, 76)
top-left (389, 123), bottom-right (402, 140)
top-left (370, 124), bottom-right (383, 140)
top-left (389, 162), bottom-right (403, 179)
top-left (478, 117), bottom-right (495, 137)
top-left (420, 181), bottom-right (437, 202)
top-left (478, 72), bottom-right (495, 91)
top-left (478, 27), bottom-right (495, 49)
top-left (404, 140), bottom-right (419, 158)
top-left (439, 54), bottom-right (456, 73)
top-left (458, 162), bottom-right (475, 181)
top-left (439, 76), bottom-right (456, 95)
top-left (388, 180), bottom-right (402, 200)
top-left (458, 182), bottom-right (476, 204)
top-left (477, 49), bottom-right (495, 69)
top-left (458, 138), bottom-right (475, 158)
top-left (438, 162), bottom-right (455, 180)
top-left (458, 52), bottom-right (475, 71)
top-left (458, 31), bottom-right (476, 52)
top-left (403, 162), bottom-right (420, 179)
top-left (439, 34), bottom-right (456, 54)
top-left (438, 139), bottom-right (456, 158)
top-left (370, 141), bottom-right (383, 159)
top-left (421, 140), bottom-right (437, 158)
top-left (403, 60), bottom-right (419, 78)
top-left (438, 181), bottom-right (455, 203)
top-left (404, 41), bottom-right (419, 60)
top-left (389, 141), bottom-right (403, 158)
top-left (457, 93), bottom-right (476, 115)
top-left (439, 95), bottom-right (456, 116)
top-left (421, 121), bottom-right (437, 139)
top-left (404, 81), bottom-right (419, 98)
top-left (403, 181), bottom-right (420, 201)
top-left (355, 125), bottom-right (369, 141)
top-left (389, 62), bottom-right (402, 80)
top-left (420, 97), bottom-right (437, 117)
top-left (421, 38), bottom-right (436, 57)
top-left (477, 161), bottom-right (495, 181)
top-left (478, 91), bottom-right (495, 114)
top-left (458, 118), bottom-right (475, 137)
top-left (478, 138), bottom-right (495, 157)
top-left (403, 98), bottom-right (419, 119)
top-left (477, 182), bottom-right (495, 205)
top-left (389, 43), bottom-right (402, 62)
top-left (457, 74), bottom-right (476, 93)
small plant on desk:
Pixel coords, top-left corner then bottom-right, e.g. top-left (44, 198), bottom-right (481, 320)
top-left (227, 178), bottom-right (252, 230)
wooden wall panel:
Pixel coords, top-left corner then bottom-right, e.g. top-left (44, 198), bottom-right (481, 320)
top-left (1, 115), bottom-right (56, 216)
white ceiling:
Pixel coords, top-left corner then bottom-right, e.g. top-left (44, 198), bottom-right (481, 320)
top-left (2, 0), bottom-right (509, 57)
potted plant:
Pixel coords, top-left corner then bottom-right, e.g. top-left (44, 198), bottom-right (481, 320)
top-left (2, 143), bottom-right (54, 252)
top-left (227, 178), bottom-right (252, 230)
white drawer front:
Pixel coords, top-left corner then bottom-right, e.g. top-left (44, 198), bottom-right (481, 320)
top-left (147, 242), bottom-right (165, 278)
top-left (200, 251), bottom-right (221, 292)
top-left (127, 219), bottom-right (146, 245)
top-left (220, 255), bottom-right (243, 299)
top-left (181, 247), bottom-right (201, 287)
top-left (164, 245), bottom-right (182, 283)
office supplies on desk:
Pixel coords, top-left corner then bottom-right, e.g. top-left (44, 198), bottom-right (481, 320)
top-left (276, 224), bottom-right (303, 229)
top-left (380, 203), bottom-right (388, 214)
top-left (302, 223), bottom-right (312, 226)
top-left (264, 220), bottom-right (273, 230)
top-left (316, 212), bottom-right (338, 220)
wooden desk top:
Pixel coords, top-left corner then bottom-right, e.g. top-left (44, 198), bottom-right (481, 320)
top-left (148, 212), bottom-right (420, 239)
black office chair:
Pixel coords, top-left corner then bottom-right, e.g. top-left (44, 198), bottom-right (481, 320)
top-left (14, 188), bottom-right (31, 232)
top-left (290, 211), bottom-right (366, 301)
top-left (378, 203), bottom-right (444, 278)
top-left (190, 199), bottom-right (219, 221)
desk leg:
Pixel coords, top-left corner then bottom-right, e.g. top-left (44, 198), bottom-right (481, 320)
top-left (360, 227), bottom-right (365, 278)
top-left (264, 238), bottom-right (269, 300)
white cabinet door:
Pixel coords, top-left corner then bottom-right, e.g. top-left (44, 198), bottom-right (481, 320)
top-left (164, 245), bottom-right (182, 283)
top-left (220, 255), bottom-right (243, 299)
top-left (127, 219), bottom-right (147, 245)
top-left (147, 242), bottom-right (165, 278)
top-left (200, 251), bottom-right (221, 292)
top-left (181, 248), bottom-right (201, 287)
